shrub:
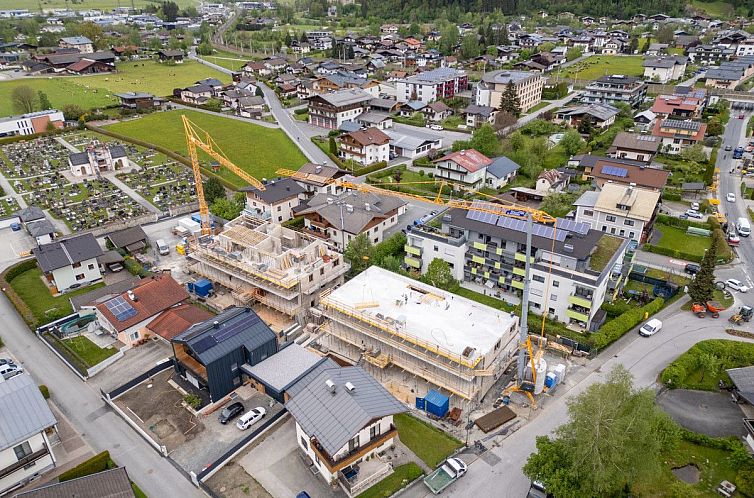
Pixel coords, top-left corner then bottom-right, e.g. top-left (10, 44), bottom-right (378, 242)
top-left (661, 189), bottom-right (682, 201)
top-left (600, 301), bottom-right (633, 319)
top-left (4, 259), bottom-right (38, 282)
top-left (123, 257), bottom-right (148, 277)
top-left (642, 244), bottom-right (703, 263)
top-left (59, 451), bottom-right (115, 482)
top-left (38, 385), bottom-right (49, 399)
top-left (353, 161), bottom-right (388, 176)
top-left (737, 463), bottom-right (754, 496)
top-left (293, 108), bottom-right (308, 115)
top-left (184, 394), bottom-right (201, 409)
top-left (591, 298), bottom-right (664, 350)
top-left (661, 339), bottom-right (754, 388)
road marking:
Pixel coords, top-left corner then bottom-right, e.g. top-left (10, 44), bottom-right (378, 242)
top-left (668, 259), bottom-right (687, 266)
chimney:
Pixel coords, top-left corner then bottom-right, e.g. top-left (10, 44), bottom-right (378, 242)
top-left (213, 320), bottom-right (220, 329)
top-left (127, 290), bottom-right (137, 302)
top-left (345, 381), bottom-right (356, 393)
top-left (325, 379), bottom-right (336, 394)
top-left (365, 203), bottom-right (371, 211)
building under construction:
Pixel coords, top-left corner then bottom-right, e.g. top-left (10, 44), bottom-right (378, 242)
top-left (188, 214), bottom-right (348, 323)
top-left (316, 266), bottom-right (518, 404)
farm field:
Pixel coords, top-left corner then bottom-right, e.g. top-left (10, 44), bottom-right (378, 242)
top-left (202, 49), bottom-right (250, 72)
top-left (0, 61), bottom-right (228, 116)
top-left (689, 0), bottom-right (736, 18)
top-left (104, 110), bottom-right (307, 187)
top-left (560, 55), bottom-right (644, 80)
top-left (0, 0), bottom-right (197, 9)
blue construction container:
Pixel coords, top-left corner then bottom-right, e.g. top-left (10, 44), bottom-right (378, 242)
top-left (187, 279), bottom-right (213, 297)
top-left (422, 389), bottom-right (449, 418)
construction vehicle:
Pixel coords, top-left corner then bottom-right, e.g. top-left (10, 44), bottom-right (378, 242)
top-left (692, 301), bottom-right (725, 318)
top-left (729, 306), bottom-right (754, 325)
top-left (276, 168), bottom-right (557, 407)
top-left (182, 115), bottom-right (265, 235)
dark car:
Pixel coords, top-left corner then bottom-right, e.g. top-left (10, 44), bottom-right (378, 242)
top-left (296, 493), bottom-right (312, 498)
top-left (218, 402), bottom-right (244, 424)
top-left (685, 263), bottom-right (701, 275)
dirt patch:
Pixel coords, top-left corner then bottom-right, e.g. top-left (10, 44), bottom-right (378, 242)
top-left (204, 461), bottom-right (272, 498)
top-left (672, 464), bottom-right (700, 484)
top-left (114, 369), bottom-right (204, 451)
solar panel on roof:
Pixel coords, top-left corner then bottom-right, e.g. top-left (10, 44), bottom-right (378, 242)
top-left (556, 218), bottom-right (590, 235)
top-left (466, 208), bottom-right (565, 241)
top-left (603, 166), bottom-right (628, 178)
top-left (104, 296), bottom-right (137, 322)
top-left (192, 335), bottom-right (217, 354)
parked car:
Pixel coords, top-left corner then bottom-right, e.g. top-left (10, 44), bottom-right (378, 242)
top-left (691, 202), bottom-right (700, 210)
top-left (429, 124), bottom-right (443, 131)
top-left (729, 231), bottom-right (741, 246)
top-left (725, 144), bottom-right (733, 151)
top-left (527, 481), bottom-right (553, 498)
top-left (0, 363), bottom-right (22, 380)
top-left (296, 493), bottom-right (312, 498)
top-left (237, 407), bottom-right (266, 430)
top-left (218, 402), bottom-right (244, 424)
top-left (639, 318), bottom-right (663, 337)
top-left (726, 278), bottom-right (750, 293)
top-left (685, 209), bottom-right (703, 219)
top-left (740, 114), bottom-right (746, 119)
top-left (684, 263), bottom-right (701, 275)
top-left (727, 192), bottom-right (737, 202)
top-left (0, 358), bottom-right (16, 367)
top-left (156, 239), bottom-right (169, 255)
top-left (9, 223), bottom-right (20, 231)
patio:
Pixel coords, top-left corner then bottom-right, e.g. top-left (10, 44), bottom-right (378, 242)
top-left (339, 457), bottom-right (394, 497)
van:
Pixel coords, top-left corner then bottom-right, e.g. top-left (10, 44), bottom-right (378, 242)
top-left (0, 363), bottom-right (22, 380)
top-left (737, 217), bottom-right (751, 237)
top-left (156, 239), bottom-right (169, 255)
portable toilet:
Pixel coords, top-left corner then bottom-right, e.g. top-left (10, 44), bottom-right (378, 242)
top-left (423, 390), bottom-right (449, 418)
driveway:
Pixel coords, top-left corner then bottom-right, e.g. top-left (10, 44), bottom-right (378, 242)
top-left (657, 389), bottom-right (747, 437)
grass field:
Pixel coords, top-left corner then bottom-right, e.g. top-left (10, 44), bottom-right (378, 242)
top-left (653, 224), bottom-right (711, 258)
top-left (560, 55), bottom-right (645, 80)
top-left (0, 0), bottom-right (196, 9)
top-left (201, 49), bottom-right (250, 72)
top-left (689, 0), bottom-right (736, 18)
top-left (104, 110), bottom-right (307, 187)
top-left (61, 336), bottom-right (117, 367)
top-left (0, 61), bottom-right (228, 116)
top-left (394, 413), bottom-right (463, 468)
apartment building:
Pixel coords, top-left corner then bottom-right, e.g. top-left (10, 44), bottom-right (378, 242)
top-left (187, 215), bottom-right (348, 323)
top-left (395, 67), bottom-right (468, 103)
top-left (317, 266), bottom-right (519, 402)
top-left (574, 183), bottom-right (661, 242)
top-left (404, 207), bottom-right (630, 330)
top-left (308, 88), bottom-right (373, 129)
top-left (339, 127), bottom-right (390, 166)
top-left (475, 70), bottom-right (544, 113)
top-left (652, 118), bottom-right (707, 154)
top-left (242, 178), bottom-right (307, 223)
top-left (581, 75), bottom-right (647, 108)
top-left (687, 44), bottom-right (734, 65)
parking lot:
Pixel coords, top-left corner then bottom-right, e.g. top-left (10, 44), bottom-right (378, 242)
top-left (0, 226), bottom-right (35, 266)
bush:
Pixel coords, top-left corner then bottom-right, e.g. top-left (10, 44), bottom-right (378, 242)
top-left (123, 257), bottom-right (148, 277)
top-left (353, 161), bottom-right (388, 176)
top-left (591, 298), bottom-right (664, 350)
top-left (661, 339), bottom-right (754, 388)
top-left (4, 259), bottom-right (38, 282)
top-left (59, 451), bottom-right (115, 482)
top-left (293, 108), bottom-right (308, 115)
top-left (600, 300), bottom-right (634, 319)
top-left (661, 189), bottom-right (682, 201)
top-left (1, 260), bottom-right (38, 328)
top-left (39, 385), bottom-right (49, 399)
top-left (642, 243), bottom-right (703, 263)
top-left (184, 394), bottom-right (201, 409)
top-left (655, 214), bottom-right (709, 230)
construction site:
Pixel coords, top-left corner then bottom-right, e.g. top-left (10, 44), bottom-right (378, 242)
top-left (187, 214), bottom-right (349, 327)
top-left (315, 266), bottom-right (519, 407)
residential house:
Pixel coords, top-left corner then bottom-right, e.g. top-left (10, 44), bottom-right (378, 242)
top-left (645, 43), bottom-right (669, 56)
top-left (58, 36), bottom-right (93, 53)
top-left (0, 110), bottom-right (64, 139)
top-left (339, 127), bottom-right (390, 166)
top-left (196, 78), bottom-right (224, 96)
top-left (157, 48), bottom-right (184, 63)
top-left (32, 233), bottom-right (103, 293)
top-left (95, 274), bottom-right (189, 347)
top-left (237, 96), bottom-right (265, 118)
top-left (581, 75), bottom-right (647, 108)
top-left (296, 190), bottom-right (407, 249)
top-left (650, 94), bottom-right (704, 119)
top-left (180, 84), bottom-right (213, 105)
top-left (687, 44), bottom-right (733, 64)
top-left (652, 118), bottom-right (707, 154)
top-left (68, 144), bottom-right (128, 177)
top-left (114, 92), bottom-right (161, 111)
top-left (554, 103), bottom-right (619, 129)
top-left (13, 467), bottom-right (135, 498)
top-left (356, 111), bottom-right (393, 130)
top-left (65, 58), bottom-right (113, 75)
top-left (536, 169), bottom-right (568, 193)
top-left (145, 303), bottom-right (214, 343)
top-left (462, 104), bottom-right (497, 128)
top-left (607, 132), bottom-right (661, 163)
top-left (573, 154), bottom-right (670, 190)
top-left (105, 226), bottom-right (149, 253)
top-left (475, 70), bottom-right (544, 113)
top-left (395, 67), bottom-right (468, 103)
top-left (0, 374), bottom-right (57, 496)
top-left (307, 88), bottom-right (373, 129)
top-left (433, 149), bottom-right (493, 189)
top-left (574, 183), bottom-right (661, 242)
top-left (423, 101), bottom-right (452, 122)
top-left (242, 177), bottom-right (307, 223)
top-left (172, 307), bottom-right (278, 402)
top-left (287, 365), bottom-right (406, 496)
top-left (485, 156), bottom-right (521, 189)
top-left (290, 163), bottom-right (349, 195)
top-left (642, 56), bottom-right (688, 83)
top-left (384, 129), bottom-right (442, 159)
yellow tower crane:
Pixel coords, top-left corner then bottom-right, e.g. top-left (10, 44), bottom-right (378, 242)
top-left (182, 115), bottom-right (265, 235)
top-left (276, 168), bottom-right (559, 406)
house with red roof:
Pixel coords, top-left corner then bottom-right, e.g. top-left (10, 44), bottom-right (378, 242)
top-left (145, 303), bottom-right (213, 342)
top-left (650, 95), bottom-right (704, 120)
top-left (433, 149), bottom-right (493, 189)
top-left (651, 118), bottom-right (707, 155)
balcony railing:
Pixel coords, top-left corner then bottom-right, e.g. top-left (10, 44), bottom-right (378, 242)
top-left (0, 447), bottom-right (51, 480)
top-left (310, 427), bottom-right (398, 474)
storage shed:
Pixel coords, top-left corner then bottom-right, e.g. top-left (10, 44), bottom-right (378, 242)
top-left (416, 389), bottom-right (449, 418)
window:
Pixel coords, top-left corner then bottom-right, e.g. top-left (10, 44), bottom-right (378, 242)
top-left (583, 209), bottom-right (593, 217)
top-left (370, 424), bottom-right (381, 439)
top-left (606, 215), bottom-right (616, 222)
top-left (434, 245), bottom-right (438, 252)
top-left (549, 307), bottom-right (556, 314)
top-left (533, 275), bottom-right (545, 283)
top-left (300, 436), bottom-right (309, 450)
top-left (231, 362), bottom-right (238, 372)
top-left (551, 294), bottom-right (557, 301)
top-left (130, 331), bottom-right (139, 342)
top-left (308, 274), bottom-right (314, 282)
top-left (320, 268), bottom-right (324, 275)
top-left (14, 442), bottom-right (32, 460)
top-left (72, 262), bottom-right (82, 268)
top-left (624, 219), bottom-right (635, 226)
top-left (348, 434), bottom-right (360, 452)
top-left (553, 280), bottom-right (559, 287)
top-left (75, 273), bottom-right (86, 281)
top-left (88, 264), bottom-right (95, 270)
top-left (277, 205), bottom-right (281, 212)
top-left (277, 216), bottom-right (282, 222)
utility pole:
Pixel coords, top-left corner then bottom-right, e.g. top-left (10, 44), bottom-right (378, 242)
top-left (517, 213), bottom-right (533, 384)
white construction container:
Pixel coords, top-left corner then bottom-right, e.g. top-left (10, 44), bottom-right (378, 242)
top-left (179, 218), bottom-right (202, 235)
top-left (552, 363), bottom-right (567, 385)
top-left (533, 358), bottom-right (547, 395)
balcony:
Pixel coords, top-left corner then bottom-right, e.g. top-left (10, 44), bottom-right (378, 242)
top-left (566, 308), bottom-right (590, 322)
top-left (568, 294), bottom-right (592, 308)
top-left (515, 252), bottom-right (535, 263)
top-left (310, 427), bottom-right (398, 474)
top-left (472, 241), bottom-right (487, 251)
top-left (471, 255), bottom-right (485, 264)
top-left (339, 458), bottom-right (394, 497)
top-left (404, 256), bottom-right (421, 269)
top-left (404, 244), bottom-right (421, 256)
top-left (511, 280), bottom-right (525, 290)
top-left (0, 446), bottom-right (51, 480)
top-left (513, 267), bottom-right (526, 277)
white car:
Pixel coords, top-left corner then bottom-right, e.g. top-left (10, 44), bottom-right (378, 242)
top-left (726, 278), bottom-right (750, 293)
top-left (727, 192), bottom-right (737, 202)
top-left (236, 406), bottom-right (266, 430)
top-left (429, 124), bottom-right (443, 131)
top-left (685, 209), bottom-right (704, 219)
top-left (691, 202), bottom-right (700, 210)
top-left (639, 318), bottom-right (663, 337)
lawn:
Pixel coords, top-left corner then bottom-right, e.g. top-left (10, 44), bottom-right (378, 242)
top-left (394, 413), bottom-right (463, 468)
top-left (201, 49), bottom-right (250, 72)
top-left (0, 61), bottom-right (228, 116)
top-left (645, 268), bottom-right (691, 287)
top-left (653, 224), bottom-right (711, 258)
top-left (61, 336), bottom-right (117, 367)
top-left (590, 235), bottom-right (623, 272)
top-left (104, 110), bottom-right (306, 187)
top-left (661, 339), bottom-right (754, 391)
top-left (0, 0), bottom-right (196, 8)
top-left (9, 267), bottom-right (104, 325)
top-left (355, 463), bottom-right (423, 498)
top-left (525, 101), bottom-right (550, 114)
top-left (689, 0), bottom-right (736, 18)
top-left (560, 56), bottom-right (645, 80)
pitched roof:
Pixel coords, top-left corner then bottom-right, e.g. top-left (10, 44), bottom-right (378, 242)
top-left (173, 307), bottom-right (277, 365)
top-left (593, 183), bottom-right (661, 222)
top-left (343, 127), bottom-right (390, 146)
top-left (609, 132), bottom-right (661, 153)
top-left (106, 226), bottom-right (148, 252)
top-left (285, 366), bottom-right (406, 456)
top-left (0, 374), bottom-right (56, 450)
top-left (95, 275), bottom-right (189, 332)
top-left (590, 158), bottom-right (669, 190)
top-left (16, 205), bottom-right (45, 223)
top-left (69, 151), bottom-right (90, 166)
top-left (146, 303), bottom-right (214, 341)
top-left (26, 219), bottom-right (55, 237)
top-left (652, 118), bottom-right (706, 140)
top-left (158, 48), bottom-right (183, 57)
top-left (60, 36), bottom-right (92, 45)
top-left (463, 104), bottom-right (496, 117)
top-left (114, 92), bottom-right (154, 100)
top-left (70, 276), bottom-right (141, 311)
top-left (487, 156), bottom-right (521, 178)
top-left (650, 95), bottom-right (703, 115)
top-left (32, 233), bottom-right (103, 272)
top-left (67, 59), bottom-right (99, 72)
top-left (435, 149), bottom-right (493, 173)
top-left (296, 191), bottom-right (406, 234)
top-left (14, 467), bottom-right (135, 498)
top-left (241, 177), bottom-right (306, 204)
top-left (727, 366), bottom-right (754, 404)
top-left (557, 103), bottom-right (619, 122)
top-left (309, 88), bottom-right (372, 107)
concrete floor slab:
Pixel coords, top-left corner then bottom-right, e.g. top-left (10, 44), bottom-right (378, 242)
top-left (657, 389), bottom-right (747, 438)
top-left (90, 338), bottom-right (172, 392)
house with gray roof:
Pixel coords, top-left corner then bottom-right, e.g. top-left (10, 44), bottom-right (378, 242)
top-left (485, 156), bottom-right (521, 189)
top-left (295, 190), bottom-right (407, 250)
top-left (68, 143), bottom-right (128, 177)
top-left (0, 374), bottom-right (57, 495)
top-left (555, 103), bottom-right (619, 130)
top-left (241, 177), bottom-right (307, 223)
top-left (172, 307), bottom-right (278, 402)
top-left (58, 35), bottom-right (93, 53)
top-left (14, 467), bottom-right (134, 498)
top-left (105, 226), bottom-right (148, 254)
top-left (286, 365), bottom-right (406, 494)
top-left (32, 233), bottom-right (103, 293)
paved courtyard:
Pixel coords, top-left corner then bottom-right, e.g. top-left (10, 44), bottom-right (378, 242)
top-left (657, 389), bottom-right (747, 438)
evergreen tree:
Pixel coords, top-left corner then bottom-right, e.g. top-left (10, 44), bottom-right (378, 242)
top-left (347, 44), bottom-right (355, 59)
top-left (331, 42), bottom-right (339, 58)
top-left (688, 237), bottom-right (718, 304)
top-left (37, 91), bottom-right (51, 110)
top-left (499, 82), bottom-right (521, 117)
top-left (284, 32), bottom-right (292, 47)
top-left (500, 25), bottom-right (510, 46)
top-left (329, 136), bottom-right (338, 155)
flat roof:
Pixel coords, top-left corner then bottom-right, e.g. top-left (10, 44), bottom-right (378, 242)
top-left (326, 266), bottom-right (517, 357)
top-left (243, 343), bottom-right (325, 392)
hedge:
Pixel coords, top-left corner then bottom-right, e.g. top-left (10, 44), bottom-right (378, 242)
top-left (600, 300), bottom-right (634, 319)
top-left (42, 332), bottom-right (89, 376)
top-left (660, 339), bottom-right (754, 388)
top-left (38, 385), bottom-right (50, 399)
top-left (5, 259), bottom-right (38, 282)
top-left (59, 451), bottom-right (115, 482)
top-left (655, 214), bottom-right (709, 230)
top-left (0, 126), bottom-right (70, 145)
top-left (352, 161), bottom-right (388, 176)
top-left (591, 297), bottom-right (664, 350)
top-left (641, 243), bottom-right (703, 263)
top-left (661, 189), bottom-right (682, 201)
top-left (293, 108), bottom-right (308, 115)
top-left (1, 259), bottom-right (38, 328)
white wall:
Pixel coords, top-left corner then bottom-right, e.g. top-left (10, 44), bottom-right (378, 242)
top-left (51, 257), bottom-right (102, 292)
top-left (433, 160), bottom-right (487, 187)
top-left (247, 196), bottom-right (302, 223)
top-left (574, 206), bottom-right (645, 241)
top-left (0, 432), bottom-right (55, 495)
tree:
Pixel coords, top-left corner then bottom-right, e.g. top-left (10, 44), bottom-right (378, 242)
top-left (493, 110), bottom-right (517, 131)
top-left (344, 233), bottom-right (374, 275)
top-left (210, 197), bottom-right (244, 220)
top-left (697, 352), bottom-right (722, 382)
top-left (460, 33), bottom-right (480, 59)
top-left (37, 91), bottom-right (52, 110)
top-left (577, 115), bottom-right (594, 135)
top-left (656, 24), bottom-right (675, 44)
top-left (509, 131), bottom-right (525, 152)
top-left (559, 129), bottom-right (584, 156)
top-left (422, 258), bottom-right (459, 291)
top-left (62, 104), bottom-right (84, 120)
top-left (707, 117), bottom-right (723, 136)
top-left (392, 168), bottom-right (403, 184)
top-left (524, 366), bottom-right (679, 497)
top-left (11, 85), bottom-right (37, 114)
top-left (79, 22), bottom-right (104, 49)
top-left (565, 47), bottom-right (582, 61)
top-left (688, 236), bottom-right (718, 304)
top-left (629, 36), bottom-right (639, 54)
top-left (470, 124), bottom-right (500, 157)
top-left (499, 82), bottom-right (521, 117)
top-left (197, 42), bottom-right (213, 56)
top-left (347, 45), bottom-right (355, 60)
top-left (161, 1), bottom-right (180, 22)
top-left (203, 177), bottom-right (225, 204)
top-left (284, 31), bottom-right (292, 47)
top-left (680, 143), bottom-right (707, 163)
top-left (329, 136), bottom-right (338, 155)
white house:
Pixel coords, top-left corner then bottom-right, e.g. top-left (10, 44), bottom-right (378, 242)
top-left (0, 374), bottom-right (57, 496)
top-left (68, 144), bottom-right (128, 177)
top-left (433, 149), bottom-right (493, 189)
top-left (574, 183), bottom-right (661, 242)
top-left (286, 365), bottom-right (406, 496)
top-left (535, 169), bottom-right (568, 194)
top-left (384, 129), bottom-right (442, 159)
top-left (339, 127), bottom-right (390, 166)
top-left (642, 56), bottom-right (688, 83)
top-left (0, 110), bottom-right (64, 139)
top-left (32, 234), bottom-right (103, 293)
top-left (485, 156), bottom-right (521, 189)
top-left (242, 177), bottom-right (307, 223)
top-left (395, 67), bottom-right (468, 103)
top-left (58, 36), bottom-right (93, 53)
